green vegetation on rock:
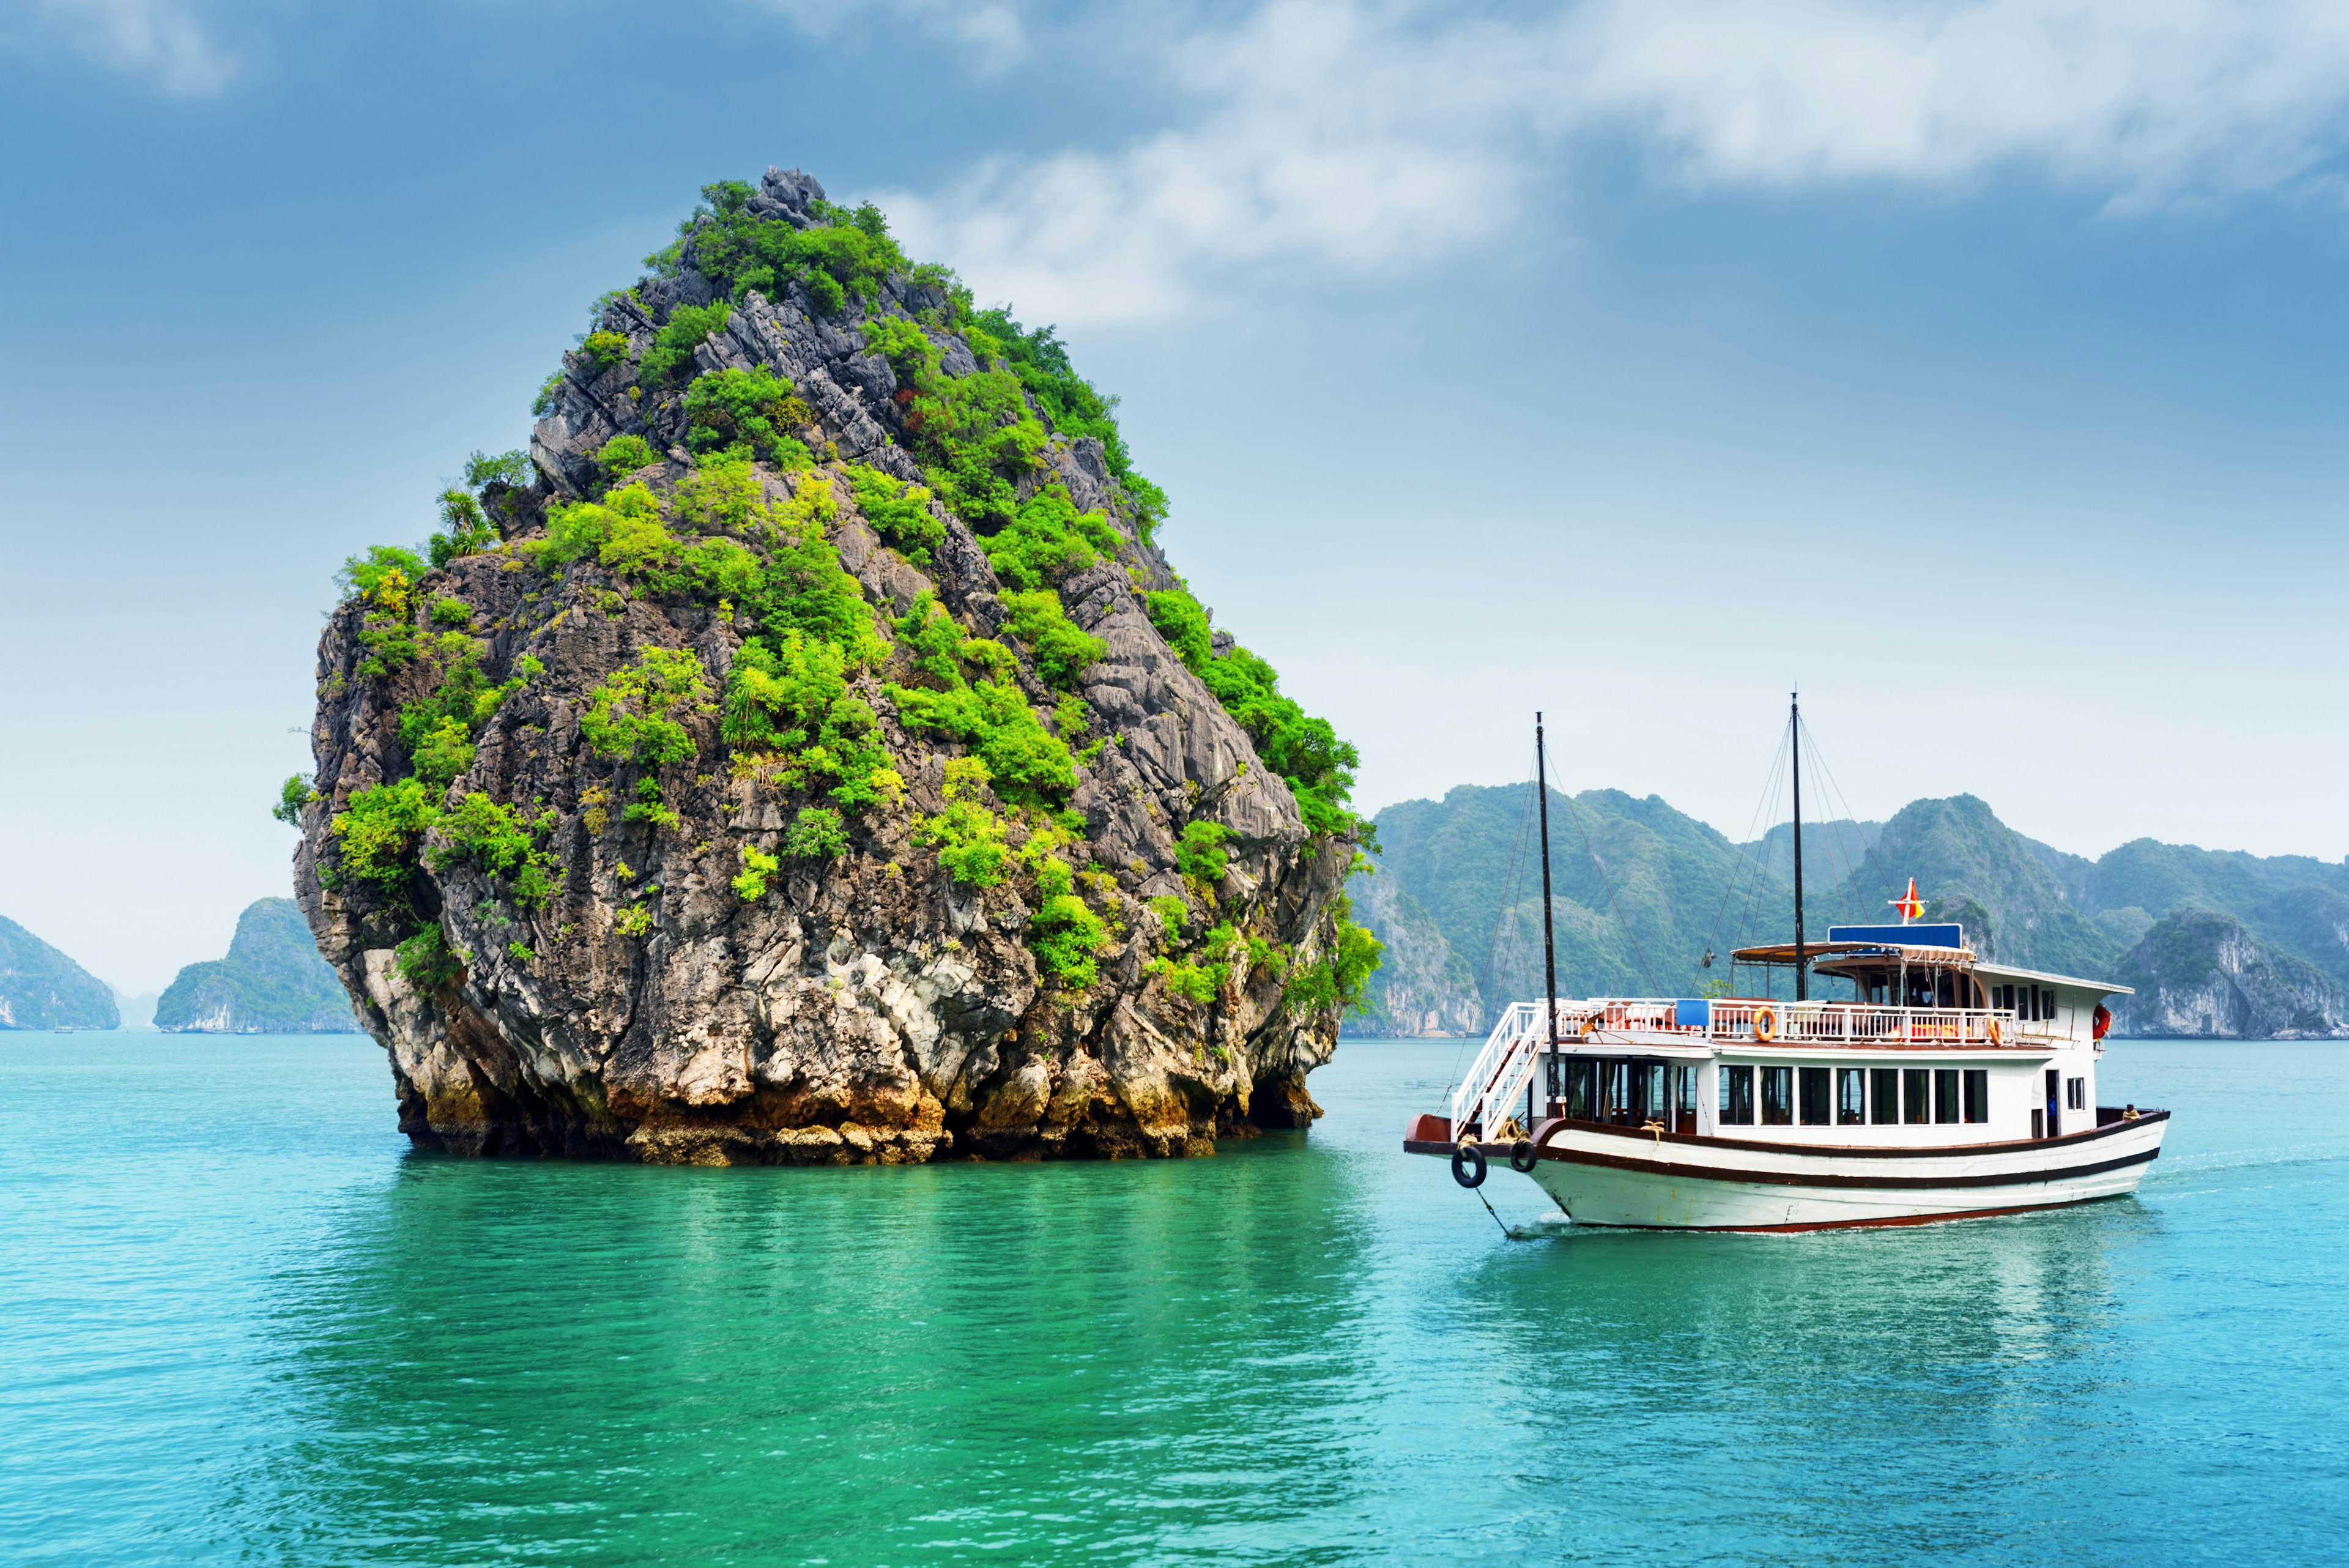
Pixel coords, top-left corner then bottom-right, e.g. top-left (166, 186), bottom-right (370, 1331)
top-left (650, 183), bottom-right (916, 316)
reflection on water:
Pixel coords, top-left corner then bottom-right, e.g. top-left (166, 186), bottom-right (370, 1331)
top-left (236, 1136), bottom-right (1389, 1564)
top-left (2, 1035), bottom-right (2345, 1567)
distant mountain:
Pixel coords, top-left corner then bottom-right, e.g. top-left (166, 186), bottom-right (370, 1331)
top-left (1842, 795), bottom-right (2121, 978)
top-left (2113, 910), bottom-right (2347, 1039)
top-left (1351, 786), bottom-right (2349, 1040)
top-left (113, 989), bottom-right (160, 1030)
top-left (155, 899), bottom-right (359, 1034)
top-left (1351, 785), bottom-right (1824, 1036)
top-left (1749, 819), bottom-right (1881, 893)
top-left (0, 916), bottom-right (119, 1030)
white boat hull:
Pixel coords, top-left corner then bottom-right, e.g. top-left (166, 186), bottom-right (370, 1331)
top-left (1437, 1113), bottom-right (2169, 1232)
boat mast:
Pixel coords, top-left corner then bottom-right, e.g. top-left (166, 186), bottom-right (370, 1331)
top-left (1537, 712), bottom-right (1560, 1117)
top-left (1791, 690), bottom-right (1807, 1003)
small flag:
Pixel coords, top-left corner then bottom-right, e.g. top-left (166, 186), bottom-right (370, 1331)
top-left (1890, 878), bottom-right (1926, 924)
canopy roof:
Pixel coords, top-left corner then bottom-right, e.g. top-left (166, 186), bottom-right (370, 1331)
top-left (1730, 939), bottom-right (1977, 967)
top-left (1726, 941), bottom-right (2133, 997)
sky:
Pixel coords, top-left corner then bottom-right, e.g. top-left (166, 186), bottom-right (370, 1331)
top-left (2, 0), bottom-right (2346, 992)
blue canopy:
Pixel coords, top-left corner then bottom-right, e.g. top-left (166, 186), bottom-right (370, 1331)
top-left (1825, 923), bottom-right (1964, 950)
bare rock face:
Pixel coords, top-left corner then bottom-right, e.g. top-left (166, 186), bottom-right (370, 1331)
top-left (294, 166), bottom-right (1363, 1163)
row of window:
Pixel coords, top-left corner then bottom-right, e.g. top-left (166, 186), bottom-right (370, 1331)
top-left (1994, 984), bottom-right (2060, 1022)
top-left (1718, 1065), bottom-right (1989, 1127)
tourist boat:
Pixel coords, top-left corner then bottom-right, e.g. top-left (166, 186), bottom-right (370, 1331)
top-left (1403, 703), bottom-right (2169, 1231)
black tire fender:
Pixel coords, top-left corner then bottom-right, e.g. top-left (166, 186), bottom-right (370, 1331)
top-left (1508, 1140), bottom-right (1538, 1174)
top-left (1451, 1142), bottom-right (1488, 1189)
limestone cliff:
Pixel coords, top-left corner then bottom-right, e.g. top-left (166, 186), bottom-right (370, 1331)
top-left (156, 897), bottom-right (358, 1034)
top-left (1345, 874), bottom-right (1481, 1037)
top-left (293, 168), bottom-right (1371, 1162)
top-left (0, 915), bottom-right (118, 1031)
top-left (2110, 910), bottom-right (2349, 1039)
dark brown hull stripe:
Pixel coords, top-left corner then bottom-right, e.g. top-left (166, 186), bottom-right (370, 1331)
top-left (1518, 1141), bottom-right (2159, 1191)
top-left (1578, 1195), bottom-right (2117, 1233)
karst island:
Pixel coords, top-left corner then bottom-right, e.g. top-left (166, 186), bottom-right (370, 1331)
top-left (289, 167), bottom-right (1381, 1163)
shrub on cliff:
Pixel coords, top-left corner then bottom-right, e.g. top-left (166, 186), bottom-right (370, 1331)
top-left (981, 488), bottom-right (1119, 591)
top-left (962, 308), bottom-right (1169, 541)
top-left (1030, 890), bottom-right (1111, 991)
top-left (1285, 896), bottom-right (1382, 1017)
top-left (582, 647), bottom-right (712, 767)
top-left (395, 921), bottom-right (462, 991)
top-left (651, 182), bottom-right (910, 316)
top-left (330, 778), bottom-right (440, 893)
top-left (724, 633), bottom-right (896, 809)
top-left (596, 434), bottom-right (659, 484)
top-left (684, 368), bottom-right (812, 467)
top-left (638, 301), bottom-right (732, 387)
top-left (273, 773), bottom-right (315, 827)
top-left (463, 449), bottom-right (532, 490)
top-left (900, 363), bottom-right (1048, 530)
top-left (432, 793), bottom-right (562, 907)
top-left (846, 464), bottom-right (943, 567)
top-left (1000, 590), bottom-right (1106, 690)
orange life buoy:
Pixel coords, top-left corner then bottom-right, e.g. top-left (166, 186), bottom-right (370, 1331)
top-left (1986, 1016), bottom-right (2003, 1046)
top-left (1753, 1004), bottom-right (1779, 1042)
top-left (2093, 1004), bottom-right (2112, 1042)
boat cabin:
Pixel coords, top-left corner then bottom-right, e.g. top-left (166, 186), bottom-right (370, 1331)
top-left (1449, 923), bottom-right (2133, 1151)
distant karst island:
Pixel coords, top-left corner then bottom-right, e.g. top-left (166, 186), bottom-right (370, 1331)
top-left (285, 166), bottom-right (1379, 1164)
top-left (0, 915), bottom-right (120, 1030)
top-left (157, 898), bottom-right (358, 1034)
top-left (1351, 787), bottom-right (2349, 1041)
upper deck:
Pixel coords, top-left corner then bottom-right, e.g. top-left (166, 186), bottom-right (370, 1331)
top-left (1564, 995), bottom-right (2066, 1055)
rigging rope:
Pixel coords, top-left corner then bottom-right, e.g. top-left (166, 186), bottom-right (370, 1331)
top-left (1701, 721), bottom-right (1791, 983)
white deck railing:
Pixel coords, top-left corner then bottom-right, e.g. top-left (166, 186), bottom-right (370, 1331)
top-left (1449, 1001), bottom-right (1556, 1140)
top-left (1445, 997), bottom-right (2038, 1137)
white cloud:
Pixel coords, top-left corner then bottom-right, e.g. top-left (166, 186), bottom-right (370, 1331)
top-left (879, 0), bottom-right (2349, 325)
top-left (6, 0), bottom-right (238, 94)
top-left (1568, 0), bottom-right (2349, 196)
top-left (878, 1), bottom-right (1529, 324)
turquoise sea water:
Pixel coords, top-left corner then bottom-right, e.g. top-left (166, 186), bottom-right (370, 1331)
top-left (2, 1034), bottom-right (2345, 1566)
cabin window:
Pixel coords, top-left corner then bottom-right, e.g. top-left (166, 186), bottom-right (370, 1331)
top-left (1605, 1061), bottom-right (1631, 1124)
top-left (1799, 1067), bottom-right (1831, 1126)
top-left (1644, 1064), bottom-right (1668, 1122)
top-left (1937, 972), bottom-right (1954, 1008)
top-left (1903, 1068), bottom-right (1930, 1124)
top-left (2066, 1076), bottom-right (2086, 1111)
top-left (1564, 1061), bottom-right (1593, 1120)
top-left (1963, 1069), bottom-right (1988, 1123)
top-left (1837, 1068), bottom-right (1866, 1125)
top-left (2044, 989), bottom-right (2060, 1024)
top-left (1866, 975), bottom-right (1888, 1005)
top-left (1761, 1066), bottom-right (1794, 1125)
top-left (1869, 1068), bottom-right (1899, 1124)
top-left (1934, 1068), bottom-right (1960, 1124)
top-left (1720, 1065), bottom-right (1755, 1125)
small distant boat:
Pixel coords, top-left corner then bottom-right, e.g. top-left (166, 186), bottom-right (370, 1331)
top-left (1405, 699), bottom-right (2167, 1232)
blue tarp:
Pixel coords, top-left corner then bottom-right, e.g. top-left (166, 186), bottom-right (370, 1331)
top-left (1825, 924), bottom-right (1964, 949)
top-left (1675, 998), bottom-right (1710, 1028)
